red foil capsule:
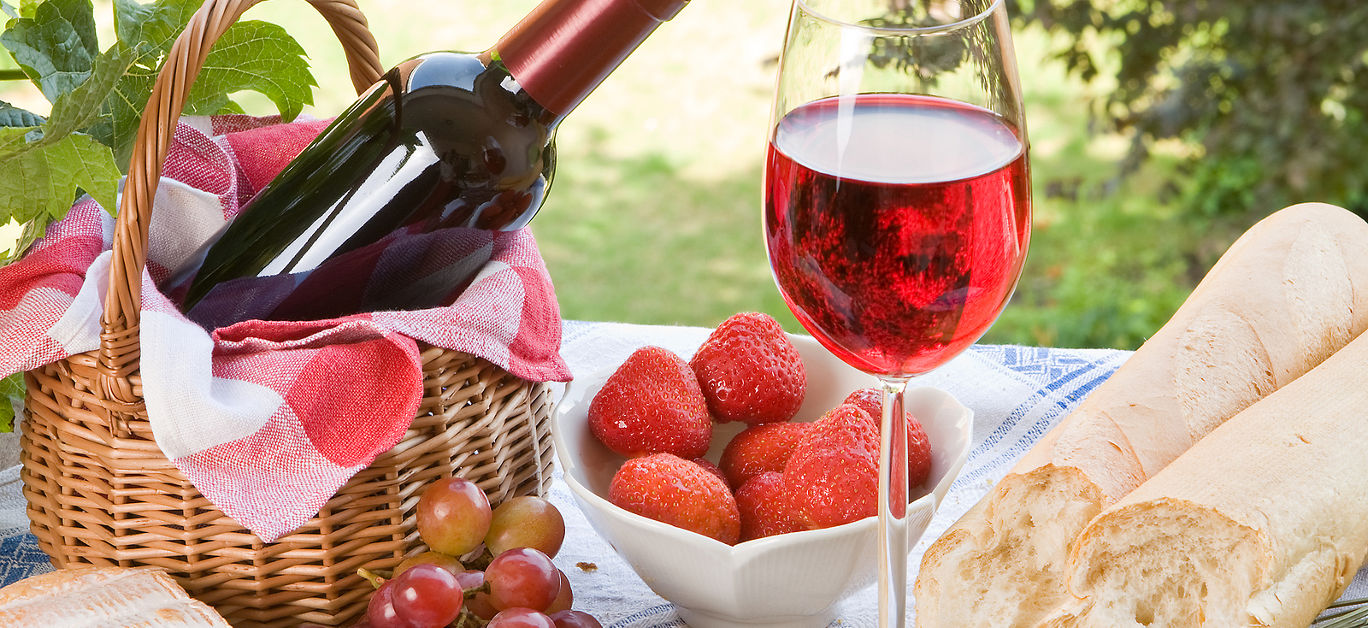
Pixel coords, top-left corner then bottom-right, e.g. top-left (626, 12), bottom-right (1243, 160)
top-left (497, 0), bottom-right (690, 116)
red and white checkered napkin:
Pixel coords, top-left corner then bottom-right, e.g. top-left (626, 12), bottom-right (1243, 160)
top-left (0, 115), bottom-right (572, 541)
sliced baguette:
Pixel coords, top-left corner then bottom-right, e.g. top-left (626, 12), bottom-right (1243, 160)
top-left (1042, 320), bottom-right (1368, 627)
top-left (914, 203), bottom-right (1368, 627)
top-left (0, 566), bottom-right (229, 627)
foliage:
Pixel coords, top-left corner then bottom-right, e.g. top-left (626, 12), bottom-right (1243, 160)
top-left (0, 0), bottom-right (314, 260)
top-left (0, 373), bottom-right (20, 431)
top-left (1009, 0), bottom-right (1368, 220)
top-left (0, 0), bottom-right (316, 430)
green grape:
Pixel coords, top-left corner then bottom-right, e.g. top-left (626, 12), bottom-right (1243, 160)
top-left (485, 496), bottom-right (566, 557)
top-left (417, 478), bottom-right (492, 556)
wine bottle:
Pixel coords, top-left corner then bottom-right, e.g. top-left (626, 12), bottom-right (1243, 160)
top-left (165, 0), bottom-right (690, 328)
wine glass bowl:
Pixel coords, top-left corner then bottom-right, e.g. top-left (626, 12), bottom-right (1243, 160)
top-left (765, 0), bottom-right (1030, 379)
top-left (764, 0), bottom-right (1029, 623)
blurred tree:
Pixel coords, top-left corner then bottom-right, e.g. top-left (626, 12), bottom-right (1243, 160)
top-left (1010, 0), bottom-right (1368, 219)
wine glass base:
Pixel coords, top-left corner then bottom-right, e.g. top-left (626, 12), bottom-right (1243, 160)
top-left (676, 605), bottom-right (838, 628)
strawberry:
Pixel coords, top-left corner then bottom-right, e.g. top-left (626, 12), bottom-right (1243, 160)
top-left (735, 471), bottom-right (808, 541)
top-left (842, 388), bottom-right (934, 489)
top-left (718, 421), bottom-right (810, 490)
top-left (589, 346), bottom-right (712, 459)
top-left (692, 457), bottom-right (728, 486)
top-left (608, 453), bottom-right (741, 544)
top-left (690, 312), bottom-right (806, 425)
top-left (782, 404), bottom-right (879, 529)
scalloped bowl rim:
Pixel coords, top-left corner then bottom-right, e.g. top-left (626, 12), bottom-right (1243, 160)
top-left (550, 333), bottom-right (974, 621)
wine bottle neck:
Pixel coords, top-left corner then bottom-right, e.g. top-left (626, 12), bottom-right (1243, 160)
top-left (493, 0), bottom-right (688, 118)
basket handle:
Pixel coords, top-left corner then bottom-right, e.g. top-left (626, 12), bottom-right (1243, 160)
top-left (96, 0), bottom-right (384, 403)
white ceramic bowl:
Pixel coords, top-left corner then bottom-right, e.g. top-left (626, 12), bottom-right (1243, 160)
top-left (552, 335), bottom-right (972, 628)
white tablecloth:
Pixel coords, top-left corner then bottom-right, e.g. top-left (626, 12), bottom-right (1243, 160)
top-left (0, 320), bottom-right (1362, 625)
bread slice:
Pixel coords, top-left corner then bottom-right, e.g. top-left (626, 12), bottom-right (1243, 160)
top-left (914, 203), bottom-right (1368, 627)
top-left (0, 566), bottom-right (230, 627)
top-left (1042, 319), bottom-right (1368, 627)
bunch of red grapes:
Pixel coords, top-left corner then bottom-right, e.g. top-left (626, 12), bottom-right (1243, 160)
top-left (358, 478), bottom-right (600, 628)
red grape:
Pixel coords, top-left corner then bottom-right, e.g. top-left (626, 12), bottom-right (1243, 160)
top-left (391, 563), bottom-right (463, 626)
top-left (488, 608), bottom-right (557, 628)
top-left (454, 570), bottom-right (499, 619)
top-left (486, 496), bottom-right (566, 557)
top-left (366, 581), bottom-right (419, 628)
top-left (416, 478), bottom-right (492, 556)
top-left (550, 610), bottom-right (603, 628)
top-left (395, 551), bottom-right (463, 577)
top-left (545, 570), bottom-right (572, 613)
top-left (485, 548), bottom-right (561, 611)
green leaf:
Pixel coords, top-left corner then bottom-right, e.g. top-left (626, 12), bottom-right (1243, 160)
top-left (0, 128), bottom-right (119, 232)
top-left (112, 0), bottom-right (161, 62)
top-left (114, 0), bottom-right (198, 66)
top-left (98, 2), bottom-right (314, 167)
top-left (0, 99), bottom-right (44, 127)
top-left (0, 0), bottom-right (317, 267)
top-left (141, 0), bottom-right (202, 51)
top-left (16, 0), bottom-right (39, 19)
top-left (188, 20), bottom-right (314, 121)
top-left (0, 0), bottom-right (99, 102)
top-left (0, 372), bottom-right (22, 432)
top-left (45, 43), bottom-right (135, 140)
top-left (90, 68), bottom-right (152, 167)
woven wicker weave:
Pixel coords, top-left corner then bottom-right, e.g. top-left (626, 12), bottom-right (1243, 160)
top-left (19, 1), bottom-right (554, 626)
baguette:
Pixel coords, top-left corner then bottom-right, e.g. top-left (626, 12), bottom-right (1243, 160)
top-left (1042, 321), bottom-right (1368, 627)
top-left (0, 566), bottom-right (230, 627)
top-left (914, 203), bottom-right (1368, 627)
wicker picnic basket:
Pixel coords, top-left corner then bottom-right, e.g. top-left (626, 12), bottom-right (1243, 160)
top-left (17, 0), bottom-right (554, 625)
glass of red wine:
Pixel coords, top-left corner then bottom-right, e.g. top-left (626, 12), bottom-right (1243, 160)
top-left (763, 0), bottom-right (1029, 623)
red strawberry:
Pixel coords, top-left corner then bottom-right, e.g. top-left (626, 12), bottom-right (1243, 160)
top-left (690, 312), bottom-right (806, 425)
top-left (589, 347), bottom-right (712, 459)
top-left (782, 404), bottom-right (879, 529)
top-left (842, 388), bottom-right (934, 489)
top-left (718, 421), bottom-right (810, 490)
top-left (608, 453), bottom-right (741, 544)
top-left (692, 458), bottom-right (728, 486)
top-left (735, 472), bottom-right (807, 541)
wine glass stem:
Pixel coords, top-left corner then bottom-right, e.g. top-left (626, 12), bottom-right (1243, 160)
top-left (877, 375), bottom-right (911, 627)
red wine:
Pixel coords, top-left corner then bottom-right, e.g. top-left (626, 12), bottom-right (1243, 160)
top-left (165, 0), bottom-right (690, 328)
top-left (764, 94), bottom-right (1030, 377)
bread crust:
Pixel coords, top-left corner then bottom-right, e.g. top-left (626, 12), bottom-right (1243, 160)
top-left (914, 203), bottom-right (1368, 627)
top-left (1048, 324), bottom-right (1368, 627)
top-left (0, 566), bottom-right (230, 627)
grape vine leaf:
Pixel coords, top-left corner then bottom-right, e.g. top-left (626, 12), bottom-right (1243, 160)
top-left (121, 0), bottom-right (205, 60)
top-left (0, 128), bottom-right (119, 259)
top-left (97, 0), bottom-right (314, 165)
top-left (0, 100), bottom-right (45, 128)
top-left (0, 372), bottom-right (22, 432)
top-left (0, 0), bottom-right (99, 101)
top-left (112, 0), bottom-right (164, 62)
top-left (43, 43), bottom-right (136, 147)
top-left (190, 20), bottom-right (314, 119)
top-left (0, 43), bottom-right (133, 260)
top-left (0, 0), bottom-right (16, 19)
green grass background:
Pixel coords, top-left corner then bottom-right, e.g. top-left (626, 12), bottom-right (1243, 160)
top-left (2, 0), bottom-right (1228, 350)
